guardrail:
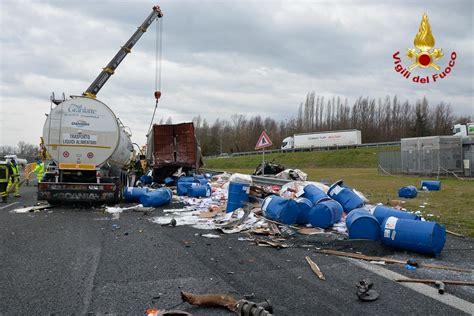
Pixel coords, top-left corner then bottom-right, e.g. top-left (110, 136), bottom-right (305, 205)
top-left (204, 141), bottom-right (401, 159)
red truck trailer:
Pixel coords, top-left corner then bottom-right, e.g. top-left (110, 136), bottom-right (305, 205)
top-left (146, 123), bottom-right (203, 182)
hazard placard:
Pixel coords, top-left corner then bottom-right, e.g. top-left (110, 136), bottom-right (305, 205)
top-left (255, 131), bottom-right (273, 150)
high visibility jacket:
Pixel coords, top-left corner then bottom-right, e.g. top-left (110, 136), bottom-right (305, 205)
top-left (34, 162), bottom-right (45, 182)
top-left (10, 162), bottom-right (19, 178)
top-left (0, 163), bottom-right (9, 183)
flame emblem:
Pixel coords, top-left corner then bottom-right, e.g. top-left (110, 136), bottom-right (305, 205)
top-left (407, 14), bottom-right (443, 70)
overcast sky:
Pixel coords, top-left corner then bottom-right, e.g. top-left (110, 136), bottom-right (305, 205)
top-left (1, 0), bottom-right (473, 147)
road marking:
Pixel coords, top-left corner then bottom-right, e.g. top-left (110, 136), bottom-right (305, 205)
top-left (0, 202), bottom-right (20, 210)
top-left (347, 258), bottom-right (474, 314)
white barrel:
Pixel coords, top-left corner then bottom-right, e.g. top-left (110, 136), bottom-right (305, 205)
top-left (43, 97), bottom-right (132, 169)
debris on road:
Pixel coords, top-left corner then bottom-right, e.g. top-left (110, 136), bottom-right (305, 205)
top-left (356, 279), bottom-right (379, 301)
top-left (305, 256), bottom-right (325, 280)
top-left (11, 204), bottom-right (52, 213)
top-left (316, 249), bottom-right (472, 273)
top-left (201, 233), bottom-right (221, 238)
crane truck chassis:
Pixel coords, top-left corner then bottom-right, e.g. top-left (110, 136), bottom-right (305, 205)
top-left (38, 5), bottom-right (163, 204)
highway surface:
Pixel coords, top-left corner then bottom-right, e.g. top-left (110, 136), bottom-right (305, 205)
top-left (1, 186), bottom-right (473, 315)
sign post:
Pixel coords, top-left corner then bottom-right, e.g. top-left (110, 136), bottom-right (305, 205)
top-left (255, 131), bottom-right (273, 176)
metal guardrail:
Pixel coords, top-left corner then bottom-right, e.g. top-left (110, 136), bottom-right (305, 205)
top-left (204, 141), bottom-right (401, 159)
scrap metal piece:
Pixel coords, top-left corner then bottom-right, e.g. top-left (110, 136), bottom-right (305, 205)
top-left (435, 281), bottom-right (445, 294)
top-left (236, 299), bottom-right (273, 316)
top-left (356, 279), bottom-right (379, 301)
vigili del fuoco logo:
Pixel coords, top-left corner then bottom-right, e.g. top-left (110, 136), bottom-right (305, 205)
top-left (392, 13), bottom-right (457, 84)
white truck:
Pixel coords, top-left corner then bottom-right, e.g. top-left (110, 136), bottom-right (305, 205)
top-left (453, 123), bottom-right (474, 137)
top-left (281, 129), bottom-right (362, 150)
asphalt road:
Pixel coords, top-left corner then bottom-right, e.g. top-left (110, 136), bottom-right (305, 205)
top-left (1, 186), bottom-right (473, 315)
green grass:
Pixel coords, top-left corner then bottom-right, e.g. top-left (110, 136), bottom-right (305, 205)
top-left (205, 147), bottom-right (396, 170)
top-left (205, 149), bottom-right (474, 237)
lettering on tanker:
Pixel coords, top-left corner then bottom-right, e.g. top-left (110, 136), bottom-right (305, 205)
top-left (62, 133), bottom-right (98, 145)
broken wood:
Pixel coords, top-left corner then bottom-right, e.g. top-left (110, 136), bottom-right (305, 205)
top-left (446, 229), bottom-right (465, 238)
top-left (181, 291), bottom-right (238, 312)
top-left (305, 256), bottom-right (325, 280)
top-left (298, 227), bottom-right (324, 235)
top-left (316, 249), bottom-right (472, 273)
top-left (255, 239), bottom-right (289, 249)
top-left (254, 214), bottom-right (299, 229)
top-left (395, 278), bottom-right (474, 286)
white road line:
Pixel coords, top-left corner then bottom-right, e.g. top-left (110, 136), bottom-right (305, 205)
top-left (347, 258), bottom-right (474, 315)
top-left (0, 202), bottom-right (20, 210)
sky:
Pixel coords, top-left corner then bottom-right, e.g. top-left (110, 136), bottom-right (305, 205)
top-left (1, 0), bottom-right (473, 147)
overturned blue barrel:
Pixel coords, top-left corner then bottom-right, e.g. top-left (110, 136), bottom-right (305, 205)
top-left (262, 195), bottom-right (298, 225)
top-left (398, 186), bottom-right (417, 198)
top-left (177, 176), bottom-right (195, 196)
top-left (123, 187), bottom-right (149, 202)
top-left (303, 184), bottom-right (328, 204)
top-left (139, 175), bottom-right (153, 185)
top-left (188, 184), bottom-right (211, 198)
top-left (421, 180), bottom-right (441, 191)
top-left (381, 217), bottom-right (446, 256)
top-left (226, 182), bottom-right (250, 213)
top-left (327, 180), bottom-right (364, 213)
top-left (295, 197), bottom-right (313, 225)
top-left (308, 199), bottom-right (343, 229)
top-left (373, 205), bottom-right (420, 224)
top-left (345, 208), bottom-right (380, 240)
top-left (193, 176), bottom-right (208, 185)
top-left (139, 188), bottom-right (173, 207)
top-left (164, 177), bottom-right (174, 186)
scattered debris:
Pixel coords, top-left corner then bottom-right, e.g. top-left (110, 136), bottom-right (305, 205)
top-left (11, 204), bottom-right (52, 213)
top-left (201, 233), bottom-right (221, 239)
top-left (298, 227), bottom-right (325, 235)
top-left (446, 229), bottom-right (465, 238)
top-left (305, 256), bottom-right (325, 280)
top-left (181, 291), bottom-right (273, 315)
top-left (316, 249), bottom-right (472, 273)
top-left (255, 239), bottom-right (289, 249)
top-left (356, 279), bottom-right (379, 301)
top-left (395, 278), bottom-right (474, 294)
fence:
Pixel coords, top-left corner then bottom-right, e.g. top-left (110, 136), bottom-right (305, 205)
top-left (205, 141), bottom-right (401, 159)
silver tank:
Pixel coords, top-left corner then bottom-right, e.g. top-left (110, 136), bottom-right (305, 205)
top-left (43, 96), bottom-right (132, 170)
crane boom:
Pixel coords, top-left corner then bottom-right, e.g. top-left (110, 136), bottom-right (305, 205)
top-left (83, 5), bottom-right (163, 98)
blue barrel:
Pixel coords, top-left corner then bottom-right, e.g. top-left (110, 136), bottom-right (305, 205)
top-left (295, 197), bottom-right (313, 225)
top-left (327, 180), bottom-right (364, 213)
top-left (262, 195), bottom-right (298, 225)
top-left (373, 205), bottom-right (420, 224)
top-left (139, 188), bottom-right (173, 207)
top-left (398, 186), bottom-right (417, 198)
top-left (164, 177), bottom-right (174, 186)
top-left (193, 176), bottom-right (208, 185)
top-left (381, 217), bottom-right (446, 256)
top-left (188, 184), bottom-right (211, 198)
top-left (308, 199), bottom-right (343, 229)
top-left (139, 175), bottom-right (153, 185)
top-left (123, 187), bottom-right (149, 202)
top-left (345, 208), bottom-right (380, 240)
top-left (226, 181), bottom-right (250, 213)
top-left (177, 176), bottom-right (195, 196)
top-left (303, 184), bottom-right (329, 204)
top-left (421, 180), bottom-right (441, 191)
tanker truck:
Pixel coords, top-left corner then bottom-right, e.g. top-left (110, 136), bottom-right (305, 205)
top-left (38, 4), bottom-right (163, 204)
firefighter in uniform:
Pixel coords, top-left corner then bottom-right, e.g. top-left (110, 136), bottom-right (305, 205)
top-left (0, 161), bottom-right (9, 203)
top-left (28, 157), bottom-right (45, 184)
top-left (6, 159), bottom-right (21, 197)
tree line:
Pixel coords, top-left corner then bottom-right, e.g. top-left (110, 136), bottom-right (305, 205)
top-left (193, 93), bottom-right (471, 156)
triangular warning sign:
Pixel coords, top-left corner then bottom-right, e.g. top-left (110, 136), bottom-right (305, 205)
top-left (255, 131), bottom-right (273, 150)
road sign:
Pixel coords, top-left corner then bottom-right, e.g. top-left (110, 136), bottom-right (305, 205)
top-left (255, 131), bottom-right (273, 150)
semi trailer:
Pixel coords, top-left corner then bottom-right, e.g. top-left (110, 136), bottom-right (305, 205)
top-left (281, 130), bottom-right (362, 150)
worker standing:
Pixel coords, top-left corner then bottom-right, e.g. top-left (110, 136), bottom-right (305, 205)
top-left (6, 159), bottom-right (21, 198)
top-left (0, 161), bottom-right (10, 203)
top-left (29, 157), bottom-right (45, 184)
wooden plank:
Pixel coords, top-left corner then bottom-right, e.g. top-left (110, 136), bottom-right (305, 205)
top-left (305, 256), bottom-right (325, 280)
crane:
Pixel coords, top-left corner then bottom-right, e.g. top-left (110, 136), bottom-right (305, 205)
top-left (82, 5), bottom-right (163, 99)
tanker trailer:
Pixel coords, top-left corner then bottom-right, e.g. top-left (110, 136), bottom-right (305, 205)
top-left (39, 96), bottom-right (133, 204)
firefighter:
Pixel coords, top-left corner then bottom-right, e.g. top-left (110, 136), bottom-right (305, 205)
top-left (28, 157), bottom-right (45, 184)
top-left (0, 160), bottom-right (9, 203)
top-left (6, 159), bottom-right (21, 197)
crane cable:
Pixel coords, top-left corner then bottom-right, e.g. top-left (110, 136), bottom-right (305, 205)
top-left (147, 16), bottom-right (163, 136)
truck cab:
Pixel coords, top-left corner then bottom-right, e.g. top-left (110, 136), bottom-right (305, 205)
top-left (281, 137), bottom-right (294, 150)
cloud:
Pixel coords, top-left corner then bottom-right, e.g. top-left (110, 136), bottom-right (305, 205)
top-left (1, 0), bottom-right (473, 148)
